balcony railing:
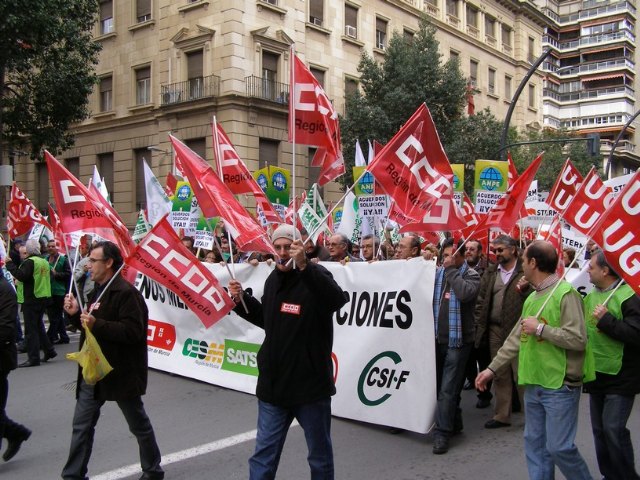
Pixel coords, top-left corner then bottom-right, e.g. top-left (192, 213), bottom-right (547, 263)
top-left (245, 75), bottom-right (290, 104)
top-left (546, 58), bottom-right (635, 75)
top-left (544, 85), bottom-right (634, 101)
top-left (160, 75), bottom-right (220, 106)
top-left (558, 30), bottom-right (635, 49)
top-left (554, 0), bottom-right (636, 23)
top-left (601, 138), bottom-right (636, 152)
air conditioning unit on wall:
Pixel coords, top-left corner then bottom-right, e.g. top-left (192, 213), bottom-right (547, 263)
top-left (310, 16), bottom-right (322, 26)
top-left (345, 25), bottom-right (357, 38)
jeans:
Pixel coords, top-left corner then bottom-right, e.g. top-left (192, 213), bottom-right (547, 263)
top-left (250, 398), bottom-right (333, 480)
top-left (61, 380), bottom-right (163, 480)
top-left (523, 385), bottom-right (593, 480)
top-left (434, 343), bottom-right (473, 437)
top-left (590, 393), bottom-right (640, 480)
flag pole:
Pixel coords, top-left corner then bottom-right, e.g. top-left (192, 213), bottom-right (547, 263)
top-left (603, 280), bottom-right (624, 306)
top-left (290, 45), bottom-right (297, 242)
top-left (376, 199), bottom-right (394, 260)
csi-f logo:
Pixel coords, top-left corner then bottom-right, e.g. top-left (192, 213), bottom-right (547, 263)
top-left (357, 351), bottom-right (410, 406)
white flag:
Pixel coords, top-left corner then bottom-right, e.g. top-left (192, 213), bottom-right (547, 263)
top-left (143, 160), bottom-right (173, 226)
top-left (355, 140), bottom-right (367, 167)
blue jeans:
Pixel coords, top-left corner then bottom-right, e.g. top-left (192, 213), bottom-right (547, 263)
top-left (61, 380), bottom-right (163, 480)
top-left (524, 385), bottom-right (592, 480)
top-left (250, 398), bottom-right (333, 480)
top-left (434, 343), bottom-right (472, 437)
top-left (590, 393), bottom-right (640, 480)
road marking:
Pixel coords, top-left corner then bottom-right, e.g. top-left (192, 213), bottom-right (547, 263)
top-left (92, 422), bottom-right (299, 480)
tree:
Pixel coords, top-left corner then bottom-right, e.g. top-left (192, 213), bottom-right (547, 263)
top-left (0, 0), bottom-right (101, 164)
top-left (340, 17), bottom-right (468, 190)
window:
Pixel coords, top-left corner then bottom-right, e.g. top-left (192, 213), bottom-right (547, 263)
top-left (488, 68), bottom-right (496, 94)
top-left (466, 4), bottom-right (478, 28)
top-left (505, 74), bottom-right (512, 99)
top-left (528, 84), bottom-right (536, 108)
top-left (37, 163), bottom-right (49, 211)
top-left (485, 16), bottom-right (496, 39)
top-left (135, 66), bottom-right (151, 105)
top-left (345, 4), bottom-right (358, 38)
top-left (97, 153), bottom-right (114, 202)
top-left (99, 0), bottom-right (114, 35)
top-left (186, 138), bottom-right (207, 160)
top-left (262, 51), bottom-right (279, 101)
top-left (528, 36), bottom-right (536, 62)
top-left (450, 49), bottom-right (459, 61)
top-left (310, 67), bottom-right (325, 88)
top-left (501, 25), bottom-right (512, 46)
top-left (259, 139), bottom-right (279, 170)
top-left (134, 149), bottom-right (147, 211)
top-left (403, 29), bottom-right (414, 42)
top-left (65, 157), bottom-right (80, 179)
top-left (345, 77), bottom-right (358, 98)
top-left (99, 75), bottom-right (113, 112)
top-left (469, 60), bottom-right (478, 86)
top-left (187, 50), bottom-right (204, 99)
top-left (446, 0), bottom-right (458, 17)
top-left (309, 0), bottom-right (323, 26)
top-left (376, 17), bottom-right (388, 50)
top-left (136, 0), bottom-right (151, 22)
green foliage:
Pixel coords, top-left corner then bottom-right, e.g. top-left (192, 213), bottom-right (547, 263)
top-left (509, 128), bottom-right (598, 190)
top-left (0, 0), bottom-right (101, 161)
top-left (340, 17), bottom-right (467, 190)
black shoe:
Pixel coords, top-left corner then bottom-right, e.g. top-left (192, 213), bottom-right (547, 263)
top-left (42, 350), bottom-right (57, 362)
top-left (432, 436), bottom-right (449, 455)
top-left (3, 428), bottom-right (31, 461)
top-left (476, 398), bottom-right (491, 409)
top-left (388, 427), bottom-right (404, 434)
top-left (18, 360), bottom-right (40, 368)
top-left (139, 473), bottom-right (164, 480)
top-left (54, 338), bottom-right (70, 345)
top-left (485, 419), bottom-right (511, 429)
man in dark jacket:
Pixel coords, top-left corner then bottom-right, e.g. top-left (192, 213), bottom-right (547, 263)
top-left (583, 249), bottom-right (640, 480)
top-left (0, 275), bottom-right (31, 462)
top-left (46, 239), bottom-right (71, 344)
top-left (5, 239), bottom-right (56, 367)
top-left (228, 224), bottom-right (347, 480)
top-left (62, 241), bottom-right (163, 480)
top-left (474, 235), bottom-right (528, 428)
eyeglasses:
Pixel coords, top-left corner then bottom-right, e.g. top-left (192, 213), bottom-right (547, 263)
top-left (88, 258), bottom-right (107, 263)
top-left (490, 247), bottom-right (509, 254)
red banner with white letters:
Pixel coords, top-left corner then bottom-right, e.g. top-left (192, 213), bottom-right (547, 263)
top-left (8, 183), bottom-right (52, 237)
top-left (398, 185), bottom-right (466, 233)
top-left (546, 158), bottom-right (583, 214)
top-left (126, 215), bottom-right (235, 328)
top-left (588, 170), bottom-right (640, 294)
top-left (562, 167), bottom-right (612, 236)
top-left (366, 103), bottom-right (454, 223)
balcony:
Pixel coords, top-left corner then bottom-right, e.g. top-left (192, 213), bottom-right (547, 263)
top-left (555, 0), bottom-right (636, 23)
top-left (557, 30), bottom-right (635, 49)
top-left (160, 75), bottom-right (220, 106)
top-left (245, 75), bottom-right (290, 104)
top-left (446, 14), bottom-right (461, 28)
top-left (547, 58), bottom-right (635, 75)
top-left (466, 24), bottom-right (479, 39)
top-left (544, 85), bottom-right (634, 102)
top-left (601, 138), bottom-right (636, 153)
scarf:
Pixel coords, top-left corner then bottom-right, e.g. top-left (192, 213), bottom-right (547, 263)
top-left (433, 262), bottom-right (469, 348)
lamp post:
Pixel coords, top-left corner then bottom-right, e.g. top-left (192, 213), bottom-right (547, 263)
top-left (605, 109), bottom-right (640, 179)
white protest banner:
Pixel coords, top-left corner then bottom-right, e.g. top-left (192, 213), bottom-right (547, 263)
top-left (474, 191), bottom-right (504, 214)
top-left (526, 180), bottom-right (539, 202)
top-left (566, 263), bottom-right (593, 298)
top-left (142, 259), bottom-right (436, 433)
top-left (520, 200), bottom-right (557, 228)
top-left (605, 172), bottom-right (634, 198)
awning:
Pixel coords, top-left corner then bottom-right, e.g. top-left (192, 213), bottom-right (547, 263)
top-left (578, 126), bottom-right (635, 135)
top-left (581, 45), bottom-right (624, 55)
top-left (582, 73), bottom-right (625, 82)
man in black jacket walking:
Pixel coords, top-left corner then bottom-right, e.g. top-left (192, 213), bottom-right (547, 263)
top-left (229, 224), bottom-right (347, 480)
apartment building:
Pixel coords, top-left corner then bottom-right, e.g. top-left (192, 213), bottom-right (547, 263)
top-left (539, 0), bottom-right (638, 176)
top-left (17, 0), bottom-right (548, 227)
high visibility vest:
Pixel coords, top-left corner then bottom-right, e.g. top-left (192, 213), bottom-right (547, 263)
top-left (584, 284), bottom-right (634, 375)
top-left (31, 256), bottom-right (52, 299)
top-left (518, 281), bottom-right (574, 389)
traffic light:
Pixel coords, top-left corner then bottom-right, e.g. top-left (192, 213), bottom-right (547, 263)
top-left (586, 133), bottom-right (600, 157)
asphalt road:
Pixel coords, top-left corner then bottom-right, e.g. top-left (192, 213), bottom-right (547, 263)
top-left (3, 336), bottom-right (638, 479)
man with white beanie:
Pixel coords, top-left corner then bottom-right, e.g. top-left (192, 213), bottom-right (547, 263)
top-left (229, 224), bottom-right (347, 480)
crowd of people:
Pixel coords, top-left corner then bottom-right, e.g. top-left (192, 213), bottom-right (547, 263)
top-left (1, 225), bottom-right (638, 480)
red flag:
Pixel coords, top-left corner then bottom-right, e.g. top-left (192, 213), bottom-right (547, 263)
top-left (165, 172), bottom-right (178, 198)
top-left (562, 167), bottom-right (612, 236)
top-left (289, 53), bottom-right (344, 185)
top-left (169, 135), bottom-right (276, 256)
top-left (398, 184), bottom-right (467, 233)
top-left (87, 183), bottom-right (135, 258)
top-left (45, 151), bottom-right (124, 238)
top-left (507, 152), bottom-right (518, 187)
top-left (213, 122), bottom-right (282, 224)
top-left (478, 153), bottom-right (543, 234)
top-left (366, 103), bottom-right (454, 222)
top-left (126, 215), bottom-right (235, 328)
top-left (546, 158), bottom-right (583, 214)
top-left (47, 204), bottom-right (67, 254)
top-left (539, 216), bottom-right (565, 276)
top-left (588, 169), bottom-right (640, 295)
top-left (8, 183), bottom-right (52, 237)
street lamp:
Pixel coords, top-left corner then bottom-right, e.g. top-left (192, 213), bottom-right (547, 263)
top-left (147, 146), bottom-right (170, 155)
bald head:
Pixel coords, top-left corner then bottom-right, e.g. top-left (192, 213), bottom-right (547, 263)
top-left (525, 240), bottom-right (558, 274)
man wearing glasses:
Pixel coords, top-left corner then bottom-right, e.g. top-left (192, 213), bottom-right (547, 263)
top-left (473, 235), bottom-right (528, 429)
top-left (62, 241), bottom-right (164, 480)
top-left (327, 233), bottom-right (360, 264)
top-left (228, 224), bottom-right (347, 479)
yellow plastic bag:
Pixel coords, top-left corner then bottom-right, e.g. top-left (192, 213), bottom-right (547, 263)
top-left (66, 325), bottom-right (113, 385)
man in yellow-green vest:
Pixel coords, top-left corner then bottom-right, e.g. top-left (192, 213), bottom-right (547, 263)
top-left (5, 239), bottom-right (57, 367)
top-left (584, 249), bottom-right (640, 480)
top-left (476, 240), bottom-right (592, 480)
